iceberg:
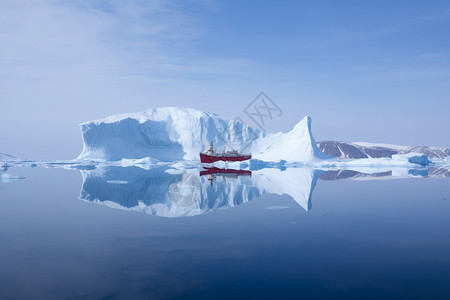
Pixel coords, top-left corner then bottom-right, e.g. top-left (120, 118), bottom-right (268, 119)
top-left (77, 107), bottom-right (329, 162)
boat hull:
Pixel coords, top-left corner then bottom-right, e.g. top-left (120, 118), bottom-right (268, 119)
top-left (200, 153), bottom-right (251, 163)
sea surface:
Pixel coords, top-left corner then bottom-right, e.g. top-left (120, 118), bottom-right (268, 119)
top-left (1, 164), bottom-right (450, 299)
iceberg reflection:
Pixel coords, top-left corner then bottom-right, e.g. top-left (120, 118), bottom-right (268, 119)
top-left (79, 165), bottom-right (450, 217)
top-left (79, 166), bottom-right (322, 217)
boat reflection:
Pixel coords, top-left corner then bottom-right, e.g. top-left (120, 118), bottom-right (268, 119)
top-left (200, 167), bottom-right (251, 186)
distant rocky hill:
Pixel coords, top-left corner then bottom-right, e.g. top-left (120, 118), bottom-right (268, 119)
top-left (317, 141), bottom-right (450, 159)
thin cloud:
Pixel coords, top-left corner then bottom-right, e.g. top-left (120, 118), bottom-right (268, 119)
top-left (0, 0), bottom-right (252, 83)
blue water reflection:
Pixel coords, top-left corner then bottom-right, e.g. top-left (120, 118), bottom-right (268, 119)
top-left (79, 165), bottom-right (450, 217)
top-left (0, 164), bottom-right (450, 299)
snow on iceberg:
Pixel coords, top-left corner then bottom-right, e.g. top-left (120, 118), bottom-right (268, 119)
top-left (77, 107), bottom-right (330, 162)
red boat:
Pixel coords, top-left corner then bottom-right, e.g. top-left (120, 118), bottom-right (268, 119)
top-left (199, 142), bottom-right (251, 163)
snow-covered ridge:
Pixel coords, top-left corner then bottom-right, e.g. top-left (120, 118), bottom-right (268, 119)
top-left (78, 107), bottom-right (329, 162)
top-left (80, 107), bottom-right (218, 126)
top-left (351, 142), bottom-right (409, 151)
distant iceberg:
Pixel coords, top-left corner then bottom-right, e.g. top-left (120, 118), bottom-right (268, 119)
top-left (78, 107), bottom-right (330, 162)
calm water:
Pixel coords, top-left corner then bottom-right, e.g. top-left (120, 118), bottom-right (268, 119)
top-left (1, 165), bottom-right (450, 299)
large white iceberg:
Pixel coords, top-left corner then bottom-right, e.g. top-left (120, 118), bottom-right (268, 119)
top-left (78, 107), bottom-right (329, 162)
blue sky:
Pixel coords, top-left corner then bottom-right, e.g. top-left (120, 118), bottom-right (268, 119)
top-left (1, 0), bottom-right (449, 159)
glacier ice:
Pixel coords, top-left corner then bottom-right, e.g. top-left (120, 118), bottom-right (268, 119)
top-left (77, 107), bottom-right (330, 162)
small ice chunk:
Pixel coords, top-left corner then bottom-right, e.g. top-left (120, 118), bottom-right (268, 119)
top-left (392, 153), bottom-right (431, 166)
top-left (165, 169), bottom-right (186, 175)
top-left (265, 206), bottom-right (291, 210)
top-left (106, 180), bottom-right (128, 184)
top-left (1, 173), bottom-right (26, 183)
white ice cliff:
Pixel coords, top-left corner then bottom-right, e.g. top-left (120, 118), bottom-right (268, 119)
top-left (77, 107), bottom-right (329, 162)
top-left (251, 116), bottom-right (330, 161)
